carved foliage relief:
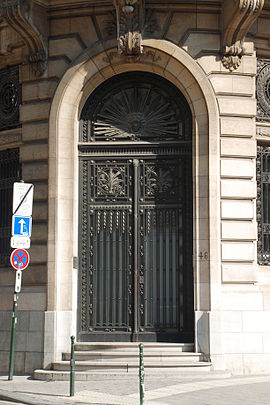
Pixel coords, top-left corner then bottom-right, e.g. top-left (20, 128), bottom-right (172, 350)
top-left (113, 0), bottom-right (145, 57)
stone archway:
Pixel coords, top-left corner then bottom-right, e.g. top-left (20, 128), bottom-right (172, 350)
top-left (45, 39), bottom-right (220, 366)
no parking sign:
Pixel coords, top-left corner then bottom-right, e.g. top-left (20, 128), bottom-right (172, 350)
top-left (10, 248), bottom-right (30, 271)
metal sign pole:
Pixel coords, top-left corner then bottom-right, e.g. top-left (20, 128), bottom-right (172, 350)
top-left (8, 291), bottom-right (18, 381)
top-left (8, 182), bottom-right (33, 381)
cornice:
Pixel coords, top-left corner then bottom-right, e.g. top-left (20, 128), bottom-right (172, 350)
top-left (47, 0), bottom-right (221, 13)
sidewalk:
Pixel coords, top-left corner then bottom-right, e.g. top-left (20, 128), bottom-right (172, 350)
top-left (1, 372), bottom-right (270, 404)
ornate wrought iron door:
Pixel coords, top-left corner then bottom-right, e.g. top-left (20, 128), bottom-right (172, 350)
top-left (78, 72), bottom-right (193, 342)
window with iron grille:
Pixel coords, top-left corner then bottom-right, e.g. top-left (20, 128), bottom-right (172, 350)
top-left (257, 144), bottom-right (270, 265)
top-left (0, 66), bottom-right (21, 131)
top-left (0, 149), bottom-right (21, 267)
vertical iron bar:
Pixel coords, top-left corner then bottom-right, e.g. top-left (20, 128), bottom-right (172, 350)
top-left (8, 292), bottom-right (18, 381)
top-left (70, 335), bottom-right (75, 397)
top-left (139, 343), bottom-right (145, 405)
top-left (133, 159), bottom-right (139, 341)
top-left (112, 211), bottom-right (116, 328)
top-left (118, 212), bottom-right (122, 326)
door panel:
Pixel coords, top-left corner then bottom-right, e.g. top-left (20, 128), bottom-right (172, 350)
top-left (79, 154), bottom-right (193, 342)
top-left (91, 208), bottom-right (133, 333)
top-left (137, 158), bottom-right (186, 341)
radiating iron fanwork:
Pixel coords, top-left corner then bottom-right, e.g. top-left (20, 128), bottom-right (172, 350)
top-left (257, 145), bottom-right (270, 264)
top-left (0, 66), bottom-right (21, 131)
top-left (0, 149), bottom-right (21, 266)
top-left (78, 72), bottom-right (193, 342)
top-left (80, 72), bottom-right (191, 143)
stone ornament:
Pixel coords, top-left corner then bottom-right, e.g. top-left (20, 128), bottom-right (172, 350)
top-left (0, 0), bottom-right (47, 76)
top-left (222, 0), bottom-right (264, 71)
top-left (113, 0), bottom-right (145, 57)
top-left (222, 41), bottom-right (243, 71)
top-left (257, 59), bottom-right (270, 121)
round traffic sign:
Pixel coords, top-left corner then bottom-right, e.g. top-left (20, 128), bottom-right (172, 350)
top-left (10, 248), bottom-right (30, 271)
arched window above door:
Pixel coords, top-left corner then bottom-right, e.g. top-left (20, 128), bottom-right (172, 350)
top-left (80, 72), bottom-right (192, 143)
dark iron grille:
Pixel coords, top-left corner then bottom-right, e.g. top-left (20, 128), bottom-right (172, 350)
top-left (0, 149), bottom-right (21, 266)
top-left (0, 66), bottom-right (21, 131)
top-left (78, 72), bottom-right (193, 342)
top-left (139, 207), bottom-right (182, 330)
top-left (79, 155), bottom-right (193, 341)
top-left (90, 208), bottom-right (133, 332)
top-left (138, 158), bottom-right (184, 334)
top-left (80, 159), bottom-right (134, 334)
top-left (257, 145), bottom-right (270, 264)
top-left (80, 72), bottom-right (191, 143)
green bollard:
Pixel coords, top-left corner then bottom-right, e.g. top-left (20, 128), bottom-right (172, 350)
top-left (70, 335), bottom-right (75, 397)
top-left (139, 343), bottom-right (145, 405)
top-left (8, 292), bottom-right (18, 381)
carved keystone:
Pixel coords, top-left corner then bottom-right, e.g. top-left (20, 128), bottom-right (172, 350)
top-left (113, 0), bottom-right (145, 57)
top-left (0, 0), bottom-right (47, 76)
top-left (222, 0), bottom-right (264, 71)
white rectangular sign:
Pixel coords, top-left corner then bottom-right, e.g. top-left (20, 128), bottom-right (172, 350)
top-left (13, 182), bottom-right (34, 217)
top-left (15, 270), bottom-right (22, 293)
top-left (11, 236), bottom-right (31, 249)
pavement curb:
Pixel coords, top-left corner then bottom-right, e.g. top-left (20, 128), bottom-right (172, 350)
top-left (0, 390), bottom-right (76, 405)
top-left (0, 391), bottom-right (25, 404)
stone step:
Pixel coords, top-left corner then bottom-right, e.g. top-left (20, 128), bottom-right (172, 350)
top-left (62, 351), bottom-right (203, 362)
top-left (34, 362), bottom-right (212, 381)
top-left (51, 360), bottom-right (210, 372)
top-left (34, 368), bottom-right (230, 382)
top-left (33, 342), bottom-right (210, 381)
top-left (74, 342), bottom-right (194, 352)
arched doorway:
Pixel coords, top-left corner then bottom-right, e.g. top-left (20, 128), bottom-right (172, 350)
top-left (78, 71), bottom-right (194, 342)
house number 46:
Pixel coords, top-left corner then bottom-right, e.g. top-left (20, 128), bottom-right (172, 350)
top-left (199, 251), bottom-right (208, 260)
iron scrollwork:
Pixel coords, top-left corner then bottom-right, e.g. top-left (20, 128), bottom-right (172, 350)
top-left (0, 66), bottom-right (21, 131)
top-left (78, 72), bottom-right (193, 341)
top-left (257, 59), bottom-right (270, 121)
top-left (97, 167), bottom-right (126, 198)
top-left (81, 161), bottom-right (88, 330)
top-left (80, 73), bottom-right (191, 143)
top-left (257, 145), bottom-right (270, 265)
top-left (145, 165), bottom-right (175, 198)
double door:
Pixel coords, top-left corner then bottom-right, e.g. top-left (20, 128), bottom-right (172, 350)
top-left (79, 151), bottom-right (193, 342)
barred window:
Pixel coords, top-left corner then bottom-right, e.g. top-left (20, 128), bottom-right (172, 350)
top-left (257, 144), bottom-right (270, 265)
top-left (0, 149), bottom-right (21, 267)
top-left (0, 66), bottom-right (21, 131)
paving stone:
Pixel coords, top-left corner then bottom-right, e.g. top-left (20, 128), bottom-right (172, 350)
top-left (1, 374), bottom-right (270, 405)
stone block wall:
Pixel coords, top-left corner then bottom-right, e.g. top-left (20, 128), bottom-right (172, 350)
top-left (0, 1), bottom-right (270, 375)
top-left (0, 287), bottom-right (45, 374)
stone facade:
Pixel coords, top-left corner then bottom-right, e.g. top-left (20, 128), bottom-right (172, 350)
top-left (0, 0), bottom-right (270, 374)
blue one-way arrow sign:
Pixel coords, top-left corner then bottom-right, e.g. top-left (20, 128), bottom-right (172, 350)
top-left (12, 216), bottom-right (32, 237)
